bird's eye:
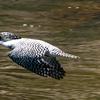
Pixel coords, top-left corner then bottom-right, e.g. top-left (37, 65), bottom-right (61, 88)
top-left (0, 36), bottom-right (2, 40)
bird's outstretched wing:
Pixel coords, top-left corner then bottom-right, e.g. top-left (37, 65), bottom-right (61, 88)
top-left (8, 46), bottom-right (65, 79)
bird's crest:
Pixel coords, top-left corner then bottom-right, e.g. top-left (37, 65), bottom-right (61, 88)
top-left (0, 32), bottom-right (21, 42)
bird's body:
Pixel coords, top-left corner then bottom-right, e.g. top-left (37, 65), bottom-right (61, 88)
top-left (0, 32), bottom-right (80, 79)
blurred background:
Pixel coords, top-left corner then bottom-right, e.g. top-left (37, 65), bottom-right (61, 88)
top-left (0, 0), bottom-right (100, 99)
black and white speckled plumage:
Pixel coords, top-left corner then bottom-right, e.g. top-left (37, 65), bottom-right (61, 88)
top-left (0, 32), bottom-right (21, 42)
top-left (0, 32), bottom-right (80, 79)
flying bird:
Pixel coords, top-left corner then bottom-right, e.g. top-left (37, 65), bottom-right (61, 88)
top-left (0, 32), bottom-right (80, 79)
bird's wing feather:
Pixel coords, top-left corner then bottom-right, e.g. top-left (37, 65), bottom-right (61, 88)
top-left (8, 46), bottom-right (65, 79)
top-left (42, 57), bottom-right (65, 75)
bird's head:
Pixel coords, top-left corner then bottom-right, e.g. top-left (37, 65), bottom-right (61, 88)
top-left (0, 32), bottom-right (21, 43)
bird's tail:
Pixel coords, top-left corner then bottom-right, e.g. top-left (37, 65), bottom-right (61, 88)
top-left (48, 47), bottom-right (80, 59)
top-left (60, 52), bottom-right (80, 59)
